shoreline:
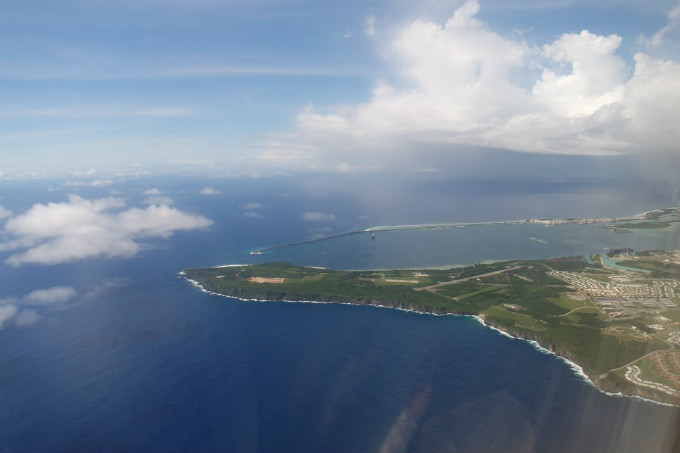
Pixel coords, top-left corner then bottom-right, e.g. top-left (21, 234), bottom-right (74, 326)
top-left (179, 271), bottom-right (679, 408)
top-left (249, 207), bottom-right (676, 256)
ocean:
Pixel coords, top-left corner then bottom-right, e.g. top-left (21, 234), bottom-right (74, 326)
top-left (1, 175), bottom-right (679, 452)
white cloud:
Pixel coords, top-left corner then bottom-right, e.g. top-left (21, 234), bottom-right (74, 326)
top-left (144, 188), bottom-right (162, 195)
top-left (0, 305), bottom-right (18, 329)
top-left (264, 0), bottom-right (680, 167)
top-left (200, 187), bottom-right (220, 195)
top-left (14, 309), bottom-right (38, 327)
top-left (65, 179), bottom-right (114, 188)
top-left (0, 206), bottom-right (12, 219)
top-left (91, 179), bottom-right (113, 187)
top-left (644, 0), bottom-right (680, 47)
top-left (0, 282), bottom-right (126, 329)
top-left (71, 168), bottom-right (97, 177)
top-left (23, 286), bottom-right (77, 305)
top-left (117, 204), bottom-right (213, 237)
top-left (1, 195), bottom-right (212, 266)
top-left (243, 211), bottom-right (264, 219)
top-left (302, 212), bottom-right (336, 222)
top-left (64, 181), bottom-right (88, 187)
top-left (623, 53), bottom-right (680, 151)
top-left (533, 31), bottom-right (626, 118)
top-left (242, 203), bottom-right (263, 210)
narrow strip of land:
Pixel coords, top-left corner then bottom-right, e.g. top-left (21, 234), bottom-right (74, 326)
top-left (414, 265), bottom-right (525, 292)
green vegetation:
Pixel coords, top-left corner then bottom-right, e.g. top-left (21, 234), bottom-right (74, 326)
top-left (616, 258), bottom-right (680, 279)
top-left (601, 207), bottom-right (680, 233)
top-left (184, 249), bottom-right (680, 405)
top-left (643, 208), bottom-right (679, 221)
top-left (184, 263), bottom-right (451, 312)
top-left (614, 221), bottom-right (676, 230)
top-left (536, 256), bottom-right (589, 271)
top-left (590, 254), bottom-right (604, 266)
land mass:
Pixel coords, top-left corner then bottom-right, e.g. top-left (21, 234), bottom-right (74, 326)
top-left (250, 206), bottom-right (680, 254)
top-left (183, 208), bottom-right (680, 405)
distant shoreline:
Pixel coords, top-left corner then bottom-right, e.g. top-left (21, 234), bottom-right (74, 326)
top-left (192, 207), bottom-right (680, 406)
top-left (250, 210), bottom-right (664, 255)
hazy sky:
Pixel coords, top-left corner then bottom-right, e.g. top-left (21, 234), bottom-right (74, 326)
top-left (1, 0), bottom-right (679, 176)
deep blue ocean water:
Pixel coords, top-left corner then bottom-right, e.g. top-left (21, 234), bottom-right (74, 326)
top-left (1, 175), bottom-right (679, 452)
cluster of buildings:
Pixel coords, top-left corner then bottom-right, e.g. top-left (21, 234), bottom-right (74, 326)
top-left (551, 271), bottom-right (677, 299)
top-left (550, 270), bottom-right (678, 315)
top-left (625, 365), bottom-right (679, 396)
top-left (525, 217), bottom-right (617, 227)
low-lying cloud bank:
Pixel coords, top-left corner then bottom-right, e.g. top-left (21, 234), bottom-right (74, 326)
top-left (23, 286), bottom-right (78, 305)
top-left (263, 0), bottom-right (680, 169)
top-left (0, 285), bottom-right (79, 329)
top-left (0, 195), bottom-right (212, 266)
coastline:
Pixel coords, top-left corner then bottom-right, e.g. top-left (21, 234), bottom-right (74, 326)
top-left (179, 271), bottom-right (679, 408)
top-left (249, 207), bottom-right (675, 256)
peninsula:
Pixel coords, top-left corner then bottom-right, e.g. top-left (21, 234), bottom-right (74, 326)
top-left (183, 208), bottom-right (680, 405)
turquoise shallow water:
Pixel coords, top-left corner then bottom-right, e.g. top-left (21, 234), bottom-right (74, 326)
top-left (259, 221), bottom-right (680, 270)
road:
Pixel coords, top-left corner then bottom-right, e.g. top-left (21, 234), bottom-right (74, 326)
top-left (414, 265), bottom-right (525, 292)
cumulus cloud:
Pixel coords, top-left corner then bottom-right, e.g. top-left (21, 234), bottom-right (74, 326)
top-left (0, 206), bottom-right (12, 219)
top-left (1, 195), bottom-right (212, 266)
top-left (0, 305), bottom-right (18, 329)
top-left (302, 212), bottom-right (336, 222)
top-left (144, 188), bottom-right (162, 195)
top-left (13, 309), bottom-right (38, 327)
top-left (264, 0), bottom-right (680, 168)
top-left (200, 187), bottom-right (220, 195)
top-left (71, 168), bottom-right (97, 177)
top-left (91, 179), bottom-right (114, 187)
top-left (0, 304), bottom-right (40, 329)
top-left (533, 31), bottom-right (626, 118)
top-left (0, 285), bottom-right (89, 329)
top-left (23, 286), bottom-right (77, 305)
top-left (66, 179), bottom-right (114, 188)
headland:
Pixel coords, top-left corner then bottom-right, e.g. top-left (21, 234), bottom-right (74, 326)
top-left (183, 207), bottom-right (680, 405)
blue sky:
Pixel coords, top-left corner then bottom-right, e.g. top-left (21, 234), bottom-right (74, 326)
top-left (1, 0), bottom-right (679, 177)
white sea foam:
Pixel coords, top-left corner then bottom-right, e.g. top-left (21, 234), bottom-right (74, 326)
top-left (475, 316), bottom-right (680, 407)
top-left (183, 274), bottom-right (678, 407)
top-left (473, 316), bottom-right (515, 339)
top-left (474, 316), bottom-right (598, 386)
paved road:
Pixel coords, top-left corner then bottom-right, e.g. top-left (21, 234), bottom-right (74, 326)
top-left (414, 265), bottom-right (525, 292)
